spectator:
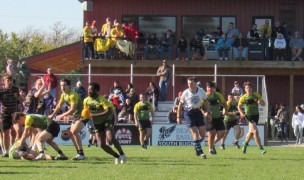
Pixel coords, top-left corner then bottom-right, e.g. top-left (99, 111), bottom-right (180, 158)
top-left (160, 29), bottom-right (174, 60)
top-left (118, 106), bottom-right (130, 123)
top-left (247, 24), bottom-right (260, 42)
top-left (269, 103), bottom-right (279, 140)
top-left (43, 68), bottom-right (58, 99)
top-left (259, 20), bottom-right (272, 60)
top-left (108, 89), bottom-right (124, 114)
top-left (156, 60), bottom-right (172, 101)
top-left (176, 36), bottom-right (188, 61)
top-left (126, 88), bottom-right (139, 107)
top-left (168, 106), bottom-right (178, 123)
top-left (101, 17), bottom-right (111, 37)
top-left (189, 35), bottom-right (204, 60)
top-left (231, 81), bottom-right (244, 99)
top-left (90, 20), bottom-right (98, 36)
top-left (42, 92), bottom-right (54, 115)
top-left (144, 33), bottom-right (159, 60)
top-left (73, 81), bottom-right (86, 101)
top-left (6, 59), bottom-right (16, 84)
top-left (173, 91), bottom-right (182, 108)
top-left (271, 21), bottom-right (284, 60)
top-left (18, 61), bottom-right (31, 92)
top-left (125, 98), bottom-right (134, 122)
top-left (226, 22), bottom-right (240, 42)
top-left (212, 27), bottom-right (223, 43)
top-left (124, 19), bottom-right (139, 42)
top-left (125, 83), bottom-right (134, 95)
top-left (19, 88), bottom-right (27, 113)
top-left (216, 34), bottom-right (232, 60)
top-left (292, 105), bottom-right (304, 145)
top-left (276, 103), bottom-right (289, 143)
top-left (273, 33), bottom-right (286, 61)
top-left (83, 21), bottom-right (95, 60)
top-left (109, 80), bottom-right (124, 96)
top-left (195, 28), bottom-right (205, 40)
top-left (289, 31), bottom-right (304, 61)
top-left (232, 33), bottom-right (249, 60)
top-left (146, 82), bottom-right (160, 111)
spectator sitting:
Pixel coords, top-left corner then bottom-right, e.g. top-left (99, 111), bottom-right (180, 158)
top-left (176, 36), bottom-right (188, 61)
top-left (125, 83), bottom-right (134, 95)
top-left (109, 80), bottom-right (124, 96)
top-left (173, 91), bottom-right (182, 108)
top-left (212, 27), bottom-right (223, 43)
top-left (108, 89), bottom-right (124, 114)
top-left (189, 35), bottom-right (204, 60)
top-left (118, 106), bottom-right (130, 123)
top-left (216, 34), bottom-right (232, 60)
top-left (73, 81), bottom-right (86, 101)
top-left (274, 33), bottom-right (287, 61)
top-left (125, 98), bottom-right (134, 122)
top-left (168, 106), bottom-right (178, 123)
top-left (247, 24), bottom-right (260, 42)
top-left (144, 33), bottom-right (159, 60)
top-left (232, 33), bottom-right (249, 60)
top-left (231, 81), bottom-right (244, 100)
top-left (289, 31), bottom-right (304, 61)
top-left (126, 88), bottom-right (139, 106)
top-left (160, 29), bottom-right (174, 60)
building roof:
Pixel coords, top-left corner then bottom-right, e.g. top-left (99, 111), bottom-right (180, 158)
top-left (23, 41), bottom-right (82, 74)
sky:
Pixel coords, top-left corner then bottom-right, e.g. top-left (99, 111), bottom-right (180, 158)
top-left (0, 0), bottom-right (83, 33)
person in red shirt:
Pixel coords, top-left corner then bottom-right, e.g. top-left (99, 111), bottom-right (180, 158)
top-left (43, 68), bottom-right (58, 99)
top-left (124, 19), bottom-right (139, 43)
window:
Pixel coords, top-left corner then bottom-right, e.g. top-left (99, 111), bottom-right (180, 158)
top-left (138, 16), bottom-right (176, 38)
top-left (252, 16), bottom-right (274, 29)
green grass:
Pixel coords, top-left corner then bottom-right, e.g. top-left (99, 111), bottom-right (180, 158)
top-left (0, 145), bottom-right (303, 180)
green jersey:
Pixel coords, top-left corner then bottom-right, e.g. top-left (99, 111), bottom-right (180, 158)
top-left (83, 95), bottom-right (114, 124)
top-left (59, 90), bottom-right (83, 118)
top-left (224, 100), bottom-right (238, 121)
top-left (238, 92), bottom-right (262, 116)
top-left (25, 114), bottom-right (50, 129)
top-left (205, 92), bottom-right (226, 119)
top-left (134, 101), bottom-right (153, 121)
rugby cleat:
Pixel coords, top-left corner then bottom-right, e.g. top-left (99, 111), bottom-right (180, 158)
top-left (242, 142), bottom-right (248, 154)
top-left (233, 140), bottom-right (241, 149)
top-left (114, 157), bottom-right (120, 164)
top-left (120, 155), bottom-right (126, 164)
top-left (35, 153), bottom-right (46, 160)
top-left (200, 153), bottom-right (207, 159)
top-left (220, 144), bottom-right (225, 150)
top-left (259, 147), bottom-right (267, 154)
top-left (71, 154), bottom-right (85, 160)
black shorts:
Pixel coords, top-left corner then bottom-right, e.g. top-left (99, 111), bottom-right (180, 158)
top-left (246, 114), bottom-right (259, 124)
top-left (224, 119), bottom-right (238, 130)
top-left (94, 121), bottom-right (113, 133)
top-left (46, 121), bottom-right (60, 137)
top-left (0, 113), bottom-right (13, 131)
top-left (81, 119), bottom-right (90, 126)
top-left (138, 120), bottom-right (152, 131)
top-left (184, 109), bottom-right (205, 128)
top-left (205, 117), bottom-right (225, 131)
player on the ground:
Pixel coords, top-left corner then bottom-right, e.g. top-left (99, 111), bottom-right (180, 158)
top-left (13, 112), bottom-right (68, 160)
top-left (48, 78), bottom-right (84, 160)
top-left (177, 77), bottom-right (211, 159)
top-left (221, 94), bottom-right (242, 149)
top-left (238, 81), bottom-right (266, 154)
top-left (84, 82), bottom-right (126, 164)
top-left (134, 93), bottom-right (154, 150)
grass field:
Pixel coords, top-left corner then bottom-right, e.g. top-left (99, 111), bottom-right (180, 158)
top-left (0, 145), bottom-right (303, 180)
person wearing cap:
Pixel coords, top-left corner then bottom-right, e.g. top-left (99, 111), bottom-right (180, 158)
top-left (202, 81), bottom-right (228, 154)
top-left (18, 61), bottom-right (31, 92)
top-left (156, 60), bottom-right (172, 101)
top-left (289, 31), bottom-right (304, 61)
top-left (231, 81), bottom-right (244, 100)
top-left (83, 20), bottom-right (95, 59)
top-left (177, 77), bottom-right (211, 159)
top-left (160, 29), bottom-right (174, 60)
top-left (238, 81), bottom-right (266, 154)
top-left (43, 68), bottom-right (58, 99)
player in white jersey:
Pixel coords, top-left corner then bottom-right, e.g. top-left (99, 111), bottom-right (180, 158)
top-left (177, 77), bottom-right (211, 159)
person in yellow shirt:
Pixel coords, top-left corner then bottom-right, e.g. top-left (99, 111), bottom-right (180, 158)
top-left (259, 20), bottom-right (272, 60)
top-left (101, 17), bottom-right (111, 38)
top-left (83, 21), bottom-right (95, 59)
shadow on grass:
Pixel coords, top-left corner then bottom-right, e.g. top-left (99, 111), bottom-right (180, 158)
top-left (0, 172), bottom-right (34, 174)
top-left (0, 165), bottom-right (77, 169)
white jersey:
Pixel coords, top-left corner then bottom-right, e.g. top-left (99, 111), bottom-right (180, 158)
top-left (180, 87), bottom-right (208, 110)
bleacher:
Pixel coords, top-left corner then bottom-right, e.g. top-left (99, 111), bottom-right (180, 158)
top-left (153, 101), bottom-right (173, 124)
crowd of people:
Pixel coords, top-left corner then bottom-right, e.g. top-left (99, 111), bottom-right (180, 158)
top-left (83, 18), bottom-right (304, 61)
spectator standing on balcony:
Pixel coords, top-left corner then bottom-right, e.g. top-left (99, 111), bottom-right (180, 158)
top-left (101, 17), bottom-right (111, 37)
top-left (276, 103), bottom-right (289, 143)
top-left (232, 33), bottom-right (249, 60)
top-left (259, 20), bottom-right (272, 60)
top-left (134, 93), bottom-right (154, 150)
top-left (226, 22), bottom-right (239, 42)
top-left (160, 30), bottom-right (174, 60)
top-left (146, 82), bottom-right (159, 111)
top-left (124, 19), bottom-right (139, 59)
top-left (176, 36), bottom-right (188, 61)
top-left (43, 68), bottom-right (58, 99)
top-left (83, 21), bottom-right (95, 60)
top-left (156, 60), bottom-right (172, 101)
top-left (216, 34), bottom-right (231, 60)
top-left (144, 33), bottom-right (159, 60)
top-left (238, 81), bottom-right (266, 154)
top-left (292, 105), bottom-right (304, 145)
top-left (274, 33), bottom-right (287, 61)
top-left (247, 24), bottom-right (260, 42)
top-left (289, 31), bottom-right (304, 61)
